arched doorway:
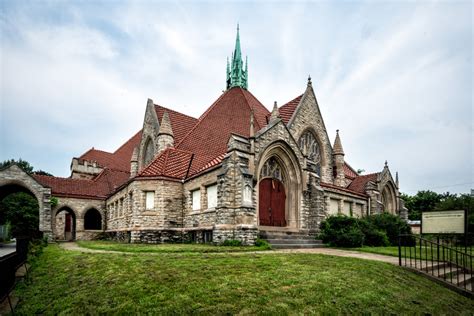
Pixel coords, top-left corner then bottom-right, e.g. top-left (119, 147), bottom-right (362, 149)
top-left (54, 207), bottom-right (76, 241)
top-left (84, 208), bottom-right (102, 230)
top-left (257, 145), bottom-right (301, 229)
top-left (381, 183), bottom-right (397, 214)
top-left (259, 178), bottom-right (286, 226)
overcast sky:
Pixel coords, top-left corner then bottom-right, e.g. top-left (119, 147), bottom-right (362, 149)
top-left (0, 0), bottom-right (472, 195)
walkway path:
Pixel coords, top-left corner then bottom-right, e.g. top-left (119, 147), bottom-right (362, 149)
top-left (58, 242), bottom-right (399, 265)
top-left (0, 241), bottom-right (16, 258)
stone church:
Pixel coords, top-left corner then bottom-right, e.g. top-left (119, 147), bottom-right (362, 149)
top-left (0, 28), bottom-right (406, 244)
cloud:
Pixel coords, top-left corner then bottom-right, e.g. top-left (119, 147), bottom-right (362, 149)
top-left (0, 1), bottom-right (472, 194)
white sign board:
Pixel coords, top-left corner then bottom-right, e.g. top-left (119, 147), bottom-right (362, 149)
top-left (421, 210), bottom-right (465, 234)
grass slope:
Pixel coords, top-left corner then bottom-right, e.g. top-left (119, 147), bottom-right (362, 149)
top-left (77, 240), bottom-right (270, 253)
top-left (14, 245), bottom-right (473, 315)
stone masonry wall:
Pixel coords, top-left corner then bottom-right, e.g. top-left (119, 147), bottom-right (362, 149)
top-left (286, 86), bottom-right (334, 185)
top-left (0, 165), bottom-right (53, 240)
top-left (52, 196), bottom-right (105, 240)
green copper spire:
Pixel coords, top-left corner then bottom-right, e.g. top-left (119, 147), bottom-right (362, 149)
top-left (227, 24), bottom-right (248, 90)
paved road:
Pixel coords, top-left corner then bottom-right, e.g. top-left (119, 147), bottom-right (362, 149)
top-left (0, 241), bottom-right (16, 258)
top-left (58, 242), bottom-right (399, 265)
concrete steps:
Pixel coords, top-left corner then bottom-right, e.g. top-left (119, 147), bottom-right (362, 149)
top-left (416, 261), bottom-right (473, 294)
top-left (260, 231), bottom-right (325, 249)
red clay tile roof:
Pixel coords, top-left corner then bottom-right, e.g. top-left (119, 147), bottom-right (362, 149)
top-left (346, 173), bottom-right (379, 194)
top-left (173, 87), bottom-right (270, 176)
top-left (34, 168), bottom-right (130, 199)
top-left (321, 182), bottom-right (368, 198)
top-left (344, 163), bottom-right (359, 180)
top-left (155, 105), bottom-right (198, 144)
top-left (279, 94), bottom-right (303, 124)
top-left (78, 131), bottom-right (142, 171)
top-left (77, 106), bottom-right (197, 173)
top-left (138, 148), bottom-right (194, 180)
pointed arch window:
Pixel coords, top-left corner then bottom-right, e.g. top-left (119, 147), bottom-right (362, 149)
top-left (143, 138), bottom-right (155, 166)
top-left (260, 157), bottom-right (283, 182)
top-left (298, 131), bottom-right (321, 175)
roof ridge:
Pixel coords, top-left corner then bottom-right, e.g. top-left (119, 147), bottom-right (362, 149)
top-left (154, 104), bottom-right (198, 121)
top-left (33, 174), bottom-right (93, 182)
top-left (281, 94), bottom-right (304, 107)
top-left (175, 90), bottom-right (229, 149)
top-left (113, 130), bottom-right (142, 154)
top-left (239, 88), bottom-right (262, 130)
top-left (162, 149), bottom-right (170, 174)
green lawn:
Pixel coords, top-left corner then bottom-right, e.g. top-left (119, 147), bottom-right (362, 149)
top-left (77, 240), bottom-right (271, 253)
top-left (13, 244), bottom-right (474, 314)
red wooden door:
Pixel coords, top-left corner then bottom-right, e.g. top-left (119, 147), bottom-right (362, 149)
top-left (65, 214), bottom-right (72, 232)
top-left (259, 178), bottom-right (286, 226)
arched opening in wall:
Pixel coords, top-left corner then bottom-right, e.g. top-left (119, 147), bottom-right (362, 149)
top-left (0, 183), bottom-right (40, 239)
top-left (257, 142), bottom-right (302, 229)
top-left (54, 207), bottom-right (76, 241)
top-left (381, 184), bottom-right (397, 214)
top-left (298, 129), bottom-right (323, 176)
top-left (143, 137), bottom-right (155, 166)
top-left (84, 208), bottom-right (102, 230)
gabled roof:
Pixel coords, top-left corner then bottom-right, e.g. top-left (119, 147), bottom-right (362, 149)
top-left (278, 94), bottom-right (303, 124)
top-left (346, 173), bottom-right (379, 194)
top-left (138, 148), bottom-right (194, 180)
top-left (155, 105), bottom-right (198, 143)
top-left (343, 163), bottom-right (358, 180)
top-left (174, 87), bottom-right (270, 176)
top-left (78, 130), bottom-right (142, 171)
top-left (34, 168), bottom-right (130, 199)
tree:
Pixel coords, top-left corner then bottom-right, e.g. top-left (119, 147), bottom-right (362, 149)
top-left (401, 190), bottom-right (441, 220)
top-left (0, 158), bottom-right (53, 176)
top-left (0, 192), bottom-right (40, 238)
top-left (0, 158), bottom-right (34, 174)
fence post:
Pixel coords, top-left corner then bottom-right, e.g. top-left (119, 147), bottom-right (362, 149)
top-left (398, 235), bottom-right (402, 266)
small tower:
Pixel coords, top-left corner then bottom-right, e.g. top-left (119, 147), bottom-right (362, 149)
top-left (130, 147), bottom-right (139, 177)
top-left (333, 129), bottom-right (346, 187)
top-left (269, 101), bottom-right (280, 123)
top-left (226, 24), bottom-right (248, 90)
top-left (157, 111), bottom-right (174, 152)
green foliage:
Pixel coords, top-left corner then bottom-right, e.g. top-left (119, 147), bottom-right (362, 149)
top-left (0, 192), bottom-right (40, 238)
top-left (364, 213), bottom-right (411, 246)
top-left (222, 239), bottom-right (243, 246)
top-left (254, 238), bottom-right (272, 249)
top-left (319, 215), bottom-right (365, 247)
top-left (359, 222), bottom-right (390, 247)
top-left (401, 190), bottom-right (441, 220)
top-left (50, 196), bottom-right (59, 208)
top-left (320, 213), bottom-right (410, 247)
top-left (0, 158), bottom-right (53, 176)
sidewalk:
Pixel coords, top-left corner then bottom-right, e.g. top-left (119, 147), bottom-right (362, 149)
top-left (58, 242), bottom-right (399, 265)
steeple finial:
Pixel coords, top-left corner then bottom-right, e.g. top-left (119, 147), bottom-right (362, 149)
top-left (226, 24), bottom-right (248, 90)
top-left (384, 160), bottom-right (388, 168)
top-left (395, 171), bottom-right (399, 187)
top-left (158, 111), bottom-right (173, 137)
top-left (333, 129), bottom-right (345, 155)
top-left (308, 75), bottom-right (312, 86)
top-left (269, 101), bottom-right (280, 123)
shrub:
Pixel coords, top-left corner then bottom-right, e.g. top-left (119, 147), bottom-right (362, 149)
top-left (255, 238), bottom-right (271, 249)
top-left (364, 213), bottom-right (411, 246)
top-left (319, 215), bottom-right (364, 247)
top-left (334, 226), bottom-right (365, 247)
top-left (222, 239), bottom-right (242, 246)
top-left (363, 228), bottom-right (390, 246)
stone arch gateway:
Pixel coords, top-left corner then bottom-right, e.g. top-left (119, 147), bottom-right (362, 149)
top-left (0, 164), bottom-right (52, 240)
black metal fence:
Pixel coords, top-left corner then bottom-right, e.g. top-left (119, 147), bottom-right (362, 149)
top-left (398, 234), bottom-right (473, 293)
top-left (0, 238), bottom-right (29, 312)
